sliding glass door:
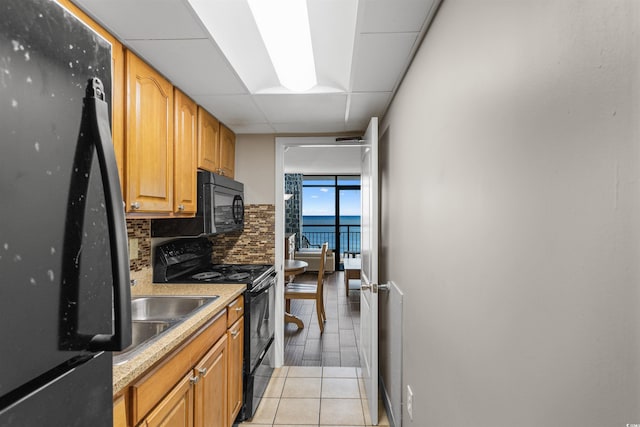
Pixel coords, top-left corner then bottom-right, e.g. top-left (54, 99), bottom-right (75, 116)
top-left (301, 175), bottom-right (360, 270)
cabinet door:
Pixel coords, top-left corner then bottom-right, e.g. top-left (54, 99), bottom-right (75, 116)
top-left (125, 50), bottom-right (174, 213)
top-left (197, 107), bottom-right (220, 173)
top-left (218, 124), bottom-right (235, 178)
top-left (143, 373), bottom-right (194, 427)
top-left (194, 334), bottom-right (228, 427)
top-left (227, 317), bottom-right (244, 423)
top-left (113, 395), bottom-right (128, 427)
top-left (173, 89), bottom-right (198, 215)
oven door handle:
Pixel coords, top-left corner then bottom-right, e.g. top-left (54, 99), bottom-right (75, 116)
top-left (250, 274), bottom-right (276, 296)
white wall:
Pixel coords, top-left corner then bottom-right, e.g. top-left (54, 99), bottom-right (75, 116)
top-left (380, 1), bottom-right (640, 426)
top-left (284, 145), bottom-right (361, 174)
top-left (234, 134), bottom-right (275, 204)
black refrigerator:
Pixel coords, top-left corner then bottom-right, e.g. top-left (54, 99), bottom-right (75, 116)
top-left (0, 0), bottom-right (131, 425)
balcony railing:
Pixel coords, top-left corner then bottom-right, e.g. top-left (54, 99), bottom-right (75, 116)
top-left (301, 224), bottom-right (360, 260)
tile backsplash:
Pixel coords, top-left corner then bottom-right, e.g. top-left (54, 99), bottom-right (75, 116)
top-left (127, 219), bottom-right (151, 272)
top-left (127, 204), bottom-right (276, 275)
top-left (208, 204), bottom-right (275, 264)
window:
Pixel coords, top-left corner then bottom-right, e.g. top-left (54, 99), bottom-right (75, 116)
top-left (301, 175), bottom-right (361, 269)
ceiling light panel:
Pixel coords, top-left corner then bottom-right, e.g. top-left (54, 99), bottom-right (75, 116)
top-left (248, 0), bottom-right (316, 92)
top-left (188, 0), bottom-right (280, 92)
top-left (307, 0), bottom-right (358, 91)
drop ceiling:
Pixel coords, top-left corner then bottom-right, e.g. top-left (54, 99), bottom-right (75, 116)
top-left (71, 0), bottom-right (437, 134)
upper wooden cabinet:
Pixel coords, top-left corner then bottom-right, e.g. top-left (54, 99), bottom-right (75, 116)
top-left (125, 51), bottom-right (174, 214)
top-left (174, 89), bottom-right (198, 216)
top-left (197, 107), bottom-right (220, 174)
top-left (219, 124), bottom-right (236, 179)
top-left (197, 107), bottom-right (236, 178)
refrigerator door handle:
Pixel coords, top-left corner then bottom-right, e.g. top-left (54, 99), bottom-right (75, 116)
top-left (84, 78), bottom-right (132, 351)
top-left (60, 78), bottom-right (131, 352)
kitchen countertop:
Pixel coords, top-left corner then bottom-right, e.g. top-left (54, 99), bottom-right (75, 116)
top-left (112, 269), bottom-right (246, 395)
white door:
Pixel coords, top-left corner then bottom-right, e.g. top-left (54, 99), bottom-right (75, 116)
top-left (360, 117), bottom-right (379, 425)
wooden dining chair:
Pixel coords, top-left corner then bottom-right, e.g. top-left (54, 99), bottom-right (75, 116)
top-left (285, 242), bottom-right (328, 333)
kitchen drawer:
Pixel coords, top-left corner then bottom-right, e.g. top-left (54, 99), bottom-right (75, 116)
top-left (227, 295), bottom-right (244, 327)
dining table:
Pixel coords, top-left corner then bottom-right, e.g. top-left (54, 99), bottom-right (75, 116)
top-left (284, 259), bottom-right (308, 329)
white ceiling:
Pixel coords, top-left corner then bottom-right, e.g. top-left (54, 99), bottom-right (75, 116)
top-left (71, 0), bottom-right (437, 134)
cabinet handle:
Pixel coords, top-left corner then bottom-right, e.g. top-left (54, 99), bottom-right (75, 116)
top-left (131, 201), bottom-right (140, 210)
top-left (190, 376), bottom-right (200, 385)
top-left (231, 330), bottom-right (240, 338)
top-left (197, 367), bottom-right (207, 376)
top-left (235, 307), bottom-right (243, 312)
top-left (178, 204), bottom-right (185, 211)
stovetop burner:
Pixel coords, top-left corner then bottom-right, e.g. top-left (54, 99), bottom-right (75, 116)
top-left (192, 271), bottom-right (223, 281)
top-left (237, 265), bottom-right (265, 272)
top-left (227, 272), bottom-right (251, 281)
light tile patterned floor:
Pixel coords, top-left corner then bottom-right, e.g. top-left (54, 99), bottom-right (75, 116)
top-left (238, 366), bottom-right (390, 427)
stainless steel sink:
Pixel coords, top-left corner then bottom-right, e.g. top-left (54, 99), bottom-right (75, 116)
top-left (131, 296), bottom-right (219, 321)
top-left (113, 295), bottom-right (219, 365)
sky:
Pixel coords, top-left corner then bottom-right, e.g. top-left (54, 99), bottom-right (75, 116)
top-left (302, 187), bottom-right (361, 216)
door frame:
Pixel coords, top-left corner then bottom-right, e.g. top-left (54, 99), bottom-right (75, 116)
top-left (274, 136), bottom-right (363, 367)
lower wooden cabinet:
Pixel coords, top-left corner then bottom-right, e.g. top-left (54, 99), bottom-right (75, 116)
top-left (142, 373), bottom-right (194, 427)
top-left (116, 297), bottom-right (244, 427)
top-left (194, 334), bottom-right (228, 427)
top-left (227, 317), bottom-right (244, 423)
top-left (113, 395), bottom-right (128, 427)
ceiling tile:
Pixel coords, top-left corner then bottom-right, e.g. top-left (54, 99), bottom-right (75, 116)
top-left (253, 94), bottom-right (348, 123)
top-left (228, 123), bottom-right (276, 134)
top-left (127, 39), bottom-right (247, 97)
top-left (351, 32), bottom-right (418, 92)
top-left (193, 95), bottom-right (268, 125)
top-left (72, 0), bottom-right (207, 39)
top-left (347, 92), bottom-right (392, 124)
top-left (361, 0), bottom-right (436, 33)
top-left (272, 121), bottom-right (347, 134)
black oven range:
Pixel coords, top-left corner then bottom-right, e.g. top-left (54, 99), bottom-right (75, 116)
top-left (153, 237), bottom-right (275, 423)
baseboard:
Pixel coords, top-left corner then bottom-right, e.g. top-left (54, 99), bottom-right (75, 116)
top-left (380, 376), bottom-right (399, 427)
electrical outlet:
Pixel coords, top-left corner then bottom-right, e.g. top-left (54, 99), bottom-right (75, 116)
top-left (129, 238), bottom-right (139, 260)
top-left (407, 385), bottom-right (414, 420)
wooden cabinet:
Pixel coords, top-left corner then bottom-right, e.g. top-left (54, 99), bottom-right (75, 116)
top-left (226, 295), bottom-right (244, 423)
top-left (173, 89), bottom-right (198, 216)
top-left (122, 297), bottom-right (244, 427)
top-left (227, 317), bottom-right (244, 422)
top-left (113, 395), bottom-right (128, 427)
top-left (194, 334), bottom-right (228, 427)
top-left (143, 373), bottom-right (194, 427)
top-left (138, 335), bottom-right (229, 427)
top-left (197, 107), bottom-right (220, 173)
top-left (218, 124), bottom-right (236, 178)
top-left (197, 108), bottom-right (236, 178)
top-left (125, 50), bottom-right (174, 214)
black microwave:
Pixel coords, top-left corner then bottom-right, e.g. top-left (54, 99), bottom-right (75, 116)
top-left (151, 171), bottom-right (244, 237)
